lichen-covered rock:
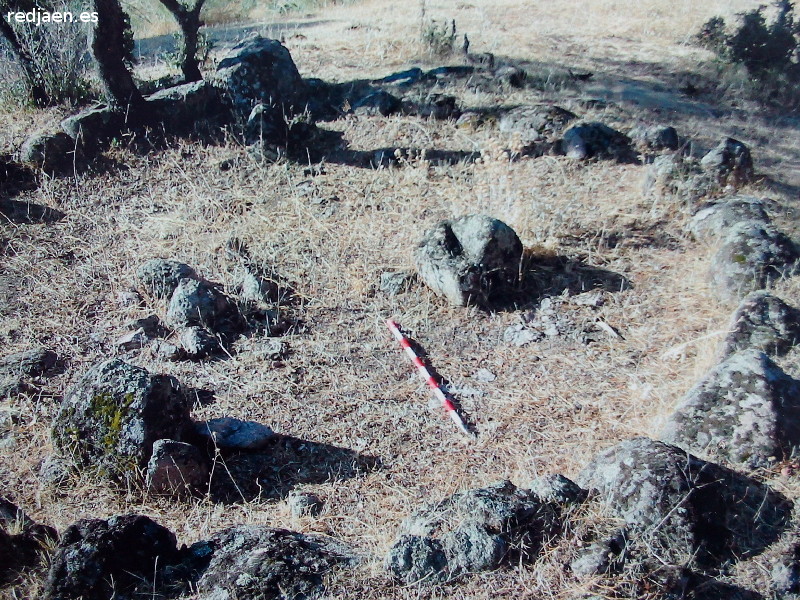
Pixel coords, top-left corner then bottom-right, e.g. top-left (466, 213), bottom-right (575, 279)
top-left (719, 291), bottom-right (800, 358)
top-left (146, 439), bottom-right (209, 496)
top-left (701, 137), bottom-right (754, 187)
top-left (528, 474), bottom-right (588, 505)
top-left (136, 259), bottom-right (197, 299)
top-left (577, 438), bottom-right (791, 569)
top-left (52, 359), bottom-right (191, 482)
top-left (498, 105), bottom-right (577, 143)
top-left (179, 326), bottom-right (222, 359)
top-left (287, 491), bottom-right (324, 517)
top-left (561, 122), bottom-right (633, 161)
top-left (146, 80), bottom-right (227, 134)
top-left (195, 525), bottom-right (351, 600)
top-left (193, 417), bottom-right (275, 452)
top-left (642, 154), bottom-right (719, 202)
top-left (415, 215), bottom-right (522, 307)
top-left (0, 496), bottom-right (57, 585)
top-left (628, 124), bottom-right (680, 152)
top-left (689, 196), bottom-right (770, 240)
top-left (660, 350), bottom-right (800, 468)
top-left (166, 278), bottom-right (232, 329)
top-left (710, 221), bottom-right (799, 306)
top-left (213, 37), bottom-right (307, 116)
top-left (386, 481), bottom-right (561, 583)
top-left (43, 514), bottom-right (179, 600)
top-left (570, 531), bottom-right (626, 579)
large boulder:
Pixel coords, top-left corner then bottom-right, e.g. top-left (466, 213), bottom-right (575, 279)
top-left (212, 36), bottom-right (307, 116)
top-left (43, 515), bottom-right (179, 600)
top-left (19, 131), bottom-right (78, 174)
top-left (52, 359), bottom-right (191, 482)
top-left (0, 496), bottom-right (57, 585)
top-left (60, 105), bottom-right (127, 156)
top-left (498, 105), bottom-right (576, 143)
top-left (146, 80), bottom-right (228, 134)
top-left (688, 195), bottom-right (770, 240)
top-left (386, 481), bottom-right (561, 583)
top-left (701, 137), bottom-right (754, 187)
top-left (560, 121), bottom-right (633, 161)
top-left (659, 350), bottom-right (800, 468)
top-left (414, 215), bottom-right (523, 307)
top-left (195, 525), bottom-right (351, 600)
top-left (709, 221), bottom-right (799, 306)
top-left (719, 291), bottom-right (800, 358)
top-left (165, 278), bottom-right (233, 329)
top-left (576, 438), bottom-right (792, 569)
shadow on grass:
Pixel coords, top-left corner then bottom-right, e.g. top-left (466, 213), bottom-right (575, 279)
top-left (0, 199), bottom-right (65, 224)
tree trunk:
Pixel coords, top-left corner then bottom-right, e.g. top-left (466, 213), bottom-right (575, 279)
top-left (92, 0), bottom-right (144, 111)
top-left (157, 0), bottom-right (206, 82)
top-left (0, 1), bottom-right (50, 105)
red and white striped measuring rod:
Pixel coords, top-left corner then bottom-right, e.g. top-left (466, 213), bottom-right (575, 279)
top-left (385, 319), bottom-right (472, 438)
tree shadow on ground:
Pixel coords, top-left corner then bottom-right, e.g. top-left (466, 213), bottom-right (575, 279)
top-left (207, 434), bottom-right (380, 504)
top-left (0, 198), bottom-right (65, 224)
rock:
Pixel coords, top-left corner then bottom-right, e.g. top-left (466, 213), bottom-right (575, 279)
top-left (146, 80), bottom-right (227, 134)
top-left (415, 215), bottom-right (523, 307)
top-left (116, 328), bottom-right (150, 351)
top-left (528, 474), bottom-right (587, 505)
top-left (701, 137), bottom-right (754, 187)
top-left (136, 259), bottom-right (197, 299)
top-left (146, 439), bottom-right (209, 496)
top-left (0, 496), bottom-right (57, 585)
top-left (0, 347), bottom-right (58, 378)
top-left (213, 36), bottom-right (307, 116)
top-left (52, 359), bottom-right (191, 482)
top-left (387, 481), bottom-right (561, 583)
top-left (561, 122), bottom-right (633, 161)
top-left (352, 90), bottom-right (401, 116)
top-left (194, 417), bottom-right (275, 451)
top-left (719, 291), bottom-right (800, 358)
top-left (576, 437), bottom-right (792, 568)
top-left (772, 543), bottom-right (800, 595)
top-left (503, 323), bottom-right (542, 346)
top-left (239, 267), bottom-right (281, 305)
top-left (38, 454), bottom-right (72, 489)
top-left (166, 278), bottom-right (231, 329)
top-left (473, 368), bottom-right (496, 383)
top-left (643, 154), bottom-right (719, 202)
top-left (179, 326), bottom-right (222, 359)
top-left (688, 196), bottom-right (770, 239)
top-left (628, 124), bottom-right (680, 152)
top-left (126, 314), bottom-right (166, 337)
top-left (244, 102), bottom-right (290, 146)
top-left (43, 515), bottom-right (179, 600)
top-left (151, 340), bottom-right (183, 361)
top-left (195, 525), bottom-right (351, 600)
top-left (498, 105), bottom-right (577, 143)
top-left (494, 65), bottom-right (527, 87)
top-left (60, 105), bottom-right (126, 156)
top-left (406, 93), bottom-right (459, 120)
top-left (709, 221), bottom-right (799, 306)
top-left (19, 131), bottom-right (77, 173)
top-left (380, 271), bottom-right (414, 296)
top-left (570, 532), bottom-right (626, 579)
top-left (287, 491), bottom-right (324, 517)
top-left (647, 567), bottom-right (763, 600)
top-left (660, 350), bottom-right (800, 468)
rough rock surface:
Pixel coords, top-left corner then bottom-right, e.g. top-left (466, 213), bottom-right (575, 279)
top-left (570, 532), bottom-right (626, 579)
top-left (43, 515), bottom-right (179, 600)
top-left (660, 350), bottom-right (800, 467)
top-left (576, 438), bottom-right (792, 568)
top-left (0, 347), bottom-right (58, 378)
top-left (528, 474), bottom-right (588, 505)
top-left (386, 481), bottom-right (561, 583)
top-left (195, 525), bottom-right (350, 600)
top-left (52, 359), bottom-right (191, 481)
top-left (561, 121), bottom-right (633, 161)
top-left (643, 154), bottom-right (719, 202)
top-left (688, 196), bottom-right (770, 240)
top-left (136, 259), bottom-right (197, 299)
top-left (166, 278), bottom-right (231, 329)
top-left (60, 105), bottom-right (126, 156)
top-left (710, 221), bottom-right (799, 306)
top-left (352, 90), bottom-right (401, 116)
top-left (628, 124), bottom-right (679, 152)
top-left (498, 105), bottom-right (576, 143)
top-left (701, 137), bottom-right (754, 186)
top-left (179, 326), bottom-right (222, 359)
top-left (287, 491), bottom-right (324, 517)
top-left (146, 80), bottom-right (227, 133)
top-left (146, 439), bottom-right (209, 496)
top-left (19, 131), bottom-right (77, 173)
top-left (0, 496), bottom-right (57, 585)
top-left (194, 417), bottom-right (275, 451)
top-left (415, 215), bottom-right (523, 307)
top-left (719, 291), bottom-right (800, 358)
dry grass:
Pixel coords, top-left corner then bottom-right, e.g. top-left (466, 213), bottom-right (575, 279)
top-left (2, 0), bottom-right (800, 598)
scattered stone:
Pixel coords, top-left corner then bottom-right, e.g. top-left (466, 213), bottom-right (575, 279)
top-left (498, 105), bottom-right (577, 143)
top-left (238, 267), bottom-right (281, 305)
top-left (494, 65), bottom-right (527, 87)
top-left (116, 289), bottom-right (142, 307)
top-left (688, 196), bottom-right (770, 240)
top-left (43, 515), bottom-right (179, 600)
top-left (51, 359), bottom-right (191, 482)
top-left (136, 259), bottom-right (197, 299)
top-left (38, 454), bottom-right (72, 490)
top-left (60, 105), bottom-right (126, 156)
top-left (352, 90), bottom-right (401, 116)
top-left (151, 339), bottom-right (183, 361)
top-left (528, 474), bottom-right (588, 505)
top-left (380, 271), bottom-right (414, 296)
top-left (561, 122), bottom-right (633, 161)
top-left (473, 368), bottom-right (496, 383)
top-left (165, 278), bottom-right (231, 329)
top-left (628, 124), bottom-right (680, 152)
top-left (709, 221), bottom-right (799, 306)
top-left (503, 323), bottom-right (541, 346)
top-left (577, 437), bottom-right (792, 569)
top-left (415, 215), bottom-right (523, 307)
top-left (772, 543), bottom-right (800, 595)
top-left (642, 154), bottom-right (719, 202)
top-left (146, 439), bottom-right (209, 496)
top-left (19, 131), bottom-right (77, 173)
top-left (195, 525), bottom-right (351, 600)
top-left (406, 93), bottom-right (459, 120)
top-left (116, 328), bottom-right (150, 351)
top-left (386, 481), bottom-right (561, 583)
top-left (0, 496), bottom-right (57, 585)
top-left (660, 350), bottom-right (800, 468)
top-left (194, 417), bottom-right (275, 452)
top-left (719, 291), bottom-right (800, 358)
top-left (288, 491), bottom-right (324, 517)
top-left (570, 532), bottom-right (626, 579)
top-left (126, 314), bottom-right (166, 337)
top-left (701, 137), bottom-right (754, 187)
top-left (0, 347), bottom-right (57, 378)
top-left (179, 326), bottom-right (222, 359)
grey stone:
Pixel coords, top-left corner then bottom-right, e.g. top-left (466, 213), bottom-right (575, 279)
top-left (0, 347), bottom-right (57, 378)
top-left (660, 350), bottom-right (800, 468)
top-left (146, 80), bottom-right (226, 134)
top-left (570, 532), bottom-right (626, 579)
top-left (244, 102), bottom-right (289, 146)
top-left (709, 221), bottom-right (799, 306)
top-left (213, 37), bottom-right (307, 116)
top-left (643, 154), bottom-right (719, 202)
top-left (415, 215), bottom-right (523, 307)
top-left (166, 278), bottom-right (230, 329)
top-left (60, 105), bottom-right (126, 156)
top-left (136, 259), bottom-right (197, 299)
top-left (194, 417), bottom-right (275, 451)
top-left (43, 515), bottom-right (179, 600)
top-left (473, 368), bottom-right (496, 382)
top-left (440, 520), bottom-right (507, 576)
top-left (151, 340), bottom-right (183, 361)
top-left (701, 137), bottom-right (754, 187)
top-left (116, 328), bottom-right (150, 351)
top-left (688, 196), bottom-right (770, 239)
top-left (239, 268), bottom-right (281, 305)
top-left (719, 291), bottom-right (800, 358)
top-left (19, 131), bottom-right (77, 173)
top-left (52, 359), bottom-right (191, 482)
top-left (38, 454), bottom-right (72, 489)
top-left (561, 122), bottom-right (632, 161)
top-left (772, 544), bottom-right (800, 595)
top-left (577, 437), bottom-right (792, 568)
top-left (629, 124), bottom-right (680, 152)
top-left (352, 90), bottom-right (401, 117)
top-left (195, 525), bottom-right (351, 600)
top-left (385, 535), bottom-right (447, 584)
top-left (287, 491), bottom-right (323, 517)
top-left (146, 439), bottom-right (209, 496)
top-left (0, 496), bottom-right (57, 585)
top-left (498, 105), bottom-right (576, 143)
top-left (503, 323), bottom-right (541, 346)
top-left (179, 326), bottom-right (222, 359)
top-left (529, 474), bottom-right (588, 505)
top-left (380, 271), bottom-right (414, 296)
